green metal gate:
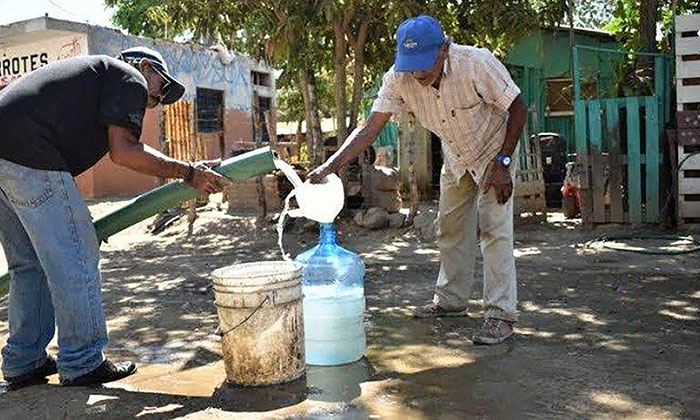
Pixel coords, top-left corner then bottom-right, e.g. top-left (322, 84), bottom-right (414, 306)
top-left (573, 45), bottom-right (672, 224)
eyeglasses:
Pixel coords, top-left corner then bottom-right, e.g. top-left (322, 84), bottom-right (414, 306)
top-left (150, 65), bottom-right (172, 103)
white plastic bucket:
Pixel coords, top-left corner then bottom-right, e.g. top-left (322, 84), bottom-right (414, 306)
top-left (211, 261), bottom-right (304, 386)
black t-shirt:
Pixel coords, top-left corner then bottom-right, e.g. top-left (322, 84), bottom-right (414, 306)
top-left (0, 55), bottom-right (147, 176)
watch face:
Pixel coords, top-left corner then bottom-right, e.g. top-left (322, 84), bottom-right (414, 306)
top-left (502, 156), bottom-right (512, 166)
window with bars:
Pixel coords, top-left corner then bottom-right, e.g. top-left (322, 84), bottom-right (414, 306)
top-left (251, 71), bottom-right (271, 87)
top-left (196, 88), bottom-right (224, 133)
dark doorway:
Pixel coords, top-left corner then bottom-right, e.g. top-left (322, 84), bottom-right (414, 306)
top-left (538, 133), bottom-right (567, 208)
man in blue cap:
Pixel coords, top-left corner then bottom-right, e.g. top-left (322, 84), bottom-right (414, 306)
top-left (0, 47), bottom-right (229, 388)
top-left (310, 15), bottom-right (527, 344)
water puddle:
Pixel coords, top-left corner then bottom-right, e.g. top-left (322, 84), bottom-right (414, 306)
top-left (306, 358), bottom-right (374, 403)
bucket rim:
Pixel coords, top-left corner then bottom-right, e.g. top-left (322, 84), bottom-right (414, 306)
top-left (211, 261), bottom-right (302, 281)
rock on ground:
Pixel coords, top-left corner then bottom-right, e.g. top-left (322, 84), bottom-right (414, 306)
top-left (413, 209), bottom-right (437, 242)
top-left (361, 207), bottom-right (390, 230)
top-left (388, 212), bottom-right (406, 228)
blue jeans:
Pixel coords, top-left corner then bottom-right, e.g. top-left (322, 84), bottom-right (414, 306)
top-left (0, 158), bottom-right (107, 380)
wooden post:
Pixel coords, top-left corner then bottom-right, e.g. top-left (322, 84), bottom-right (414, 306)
top-left (588, 100), bottom-right (605, 223)
top-left (185, 101), bottom-right (199, 234)
top-left (252, 92), bottom-right (267, 229)
top-left (645, 96), bottom-right (660, 222)
top-left (264, 109), bottom-right (278, 156)
top-left (295, 120), bottom-right (304, 163)
top-left (606, 99), bottom-right (624, 223)
top-left (627, 97), bottom-right (642, 223)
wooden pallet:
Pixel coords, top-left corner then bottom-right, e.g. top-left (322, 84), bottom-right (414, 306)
top-left (677, 128), bottom-right (700, 227)
top-left (676, 14), bottom-right (700, 112)
top-left (676, 15), bottom-right (700, 228)
top-left (514, 135), bottom-right (547, 217)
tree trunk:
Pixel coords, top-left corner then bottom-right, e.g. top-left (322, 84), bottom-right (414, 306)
top-left (567, 0), bottom-right (575, 81)
top-left (637, 0), bottom-right (659, 84)
top-left (333, 22), bottom-right (348, 147)
top-left (332, 21), bottom-right (350, 189)
top-left (639, 0), bottom-right (659, 53)
top-left (349, 19), bottom-right (370, 134)
top-left (298, 67), bottom-right (324, 168)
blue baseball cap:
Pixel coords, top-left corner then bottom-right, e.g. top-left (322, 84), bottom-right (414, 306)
top-left (394, 15), bottom-right (446, 72)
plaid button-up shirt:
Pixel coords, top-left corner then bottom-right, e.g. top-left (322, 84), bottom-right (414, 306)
top-left (371, 43), bottom-right (521, 184)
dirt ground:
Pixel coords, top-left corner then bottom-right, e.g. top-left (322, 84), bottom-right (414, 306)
top-left (0, 198), bottom-right (698, 419)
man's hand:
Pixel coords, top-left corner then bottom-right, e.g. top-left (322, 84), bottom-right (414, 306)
top-left (188, 159), bottom-right (233, 194)
top-left (307, 163), bottom-right (333, 184)
top-left (482, 161), bottom-right (513, 205)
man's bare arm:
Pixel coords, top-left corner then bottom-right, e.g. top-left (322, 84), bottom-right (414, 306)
top-left (499, 94), bottom-right (528, 157)
top-left (107, 124), bottom-right (229, 194)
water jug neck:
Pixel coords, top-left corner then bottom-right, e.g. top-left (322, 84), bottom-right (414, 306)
top-left (318, 223), bottom-right (337, 245)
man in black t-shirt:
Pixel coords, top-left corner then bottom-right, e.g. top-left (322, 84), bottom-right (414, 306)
top-left (0, 47), bottom-right (227, 388)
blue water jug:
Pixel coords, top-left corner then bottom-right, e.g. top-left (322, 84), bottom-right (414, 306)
top-left (295, 223), bottom-right (366, 365)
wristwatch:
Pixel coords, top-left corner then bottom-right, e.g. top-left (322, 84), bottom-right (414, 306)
top-left (494, 154), bottom-right (512, 168)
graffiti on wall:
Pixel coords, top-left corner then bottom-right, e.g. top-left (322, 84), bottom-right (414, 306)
top-left (0, 34), bottom-right (88, 87)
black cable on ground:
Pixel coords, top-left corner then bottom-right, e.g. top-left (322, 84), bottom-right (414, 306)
top-left (585, 234), bottom-right (700, 255)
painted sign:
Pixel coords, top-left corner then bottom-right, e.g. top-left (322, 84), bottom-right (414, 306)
top-left (0, 33), bottom-right (88, 87)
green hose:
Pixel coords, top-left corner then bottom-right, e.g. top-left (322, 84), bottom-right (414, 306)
top-left (0, 147), bottom-right (276, 295)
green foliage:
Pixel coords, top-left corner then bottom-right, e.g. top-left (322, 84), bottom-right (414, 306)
top-left (603, 0), bottom-right (698, 53)
top-left (574, 0), bottom-right (615, 29)
top-left (106, 0), bottom-right (681, 125)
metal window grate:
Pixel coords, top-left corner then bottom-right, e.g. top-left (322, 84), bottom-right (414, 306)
top-left (251, 71), bottom-right (271, 87)
top-left (196, 88), bottom-right (223, 133)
